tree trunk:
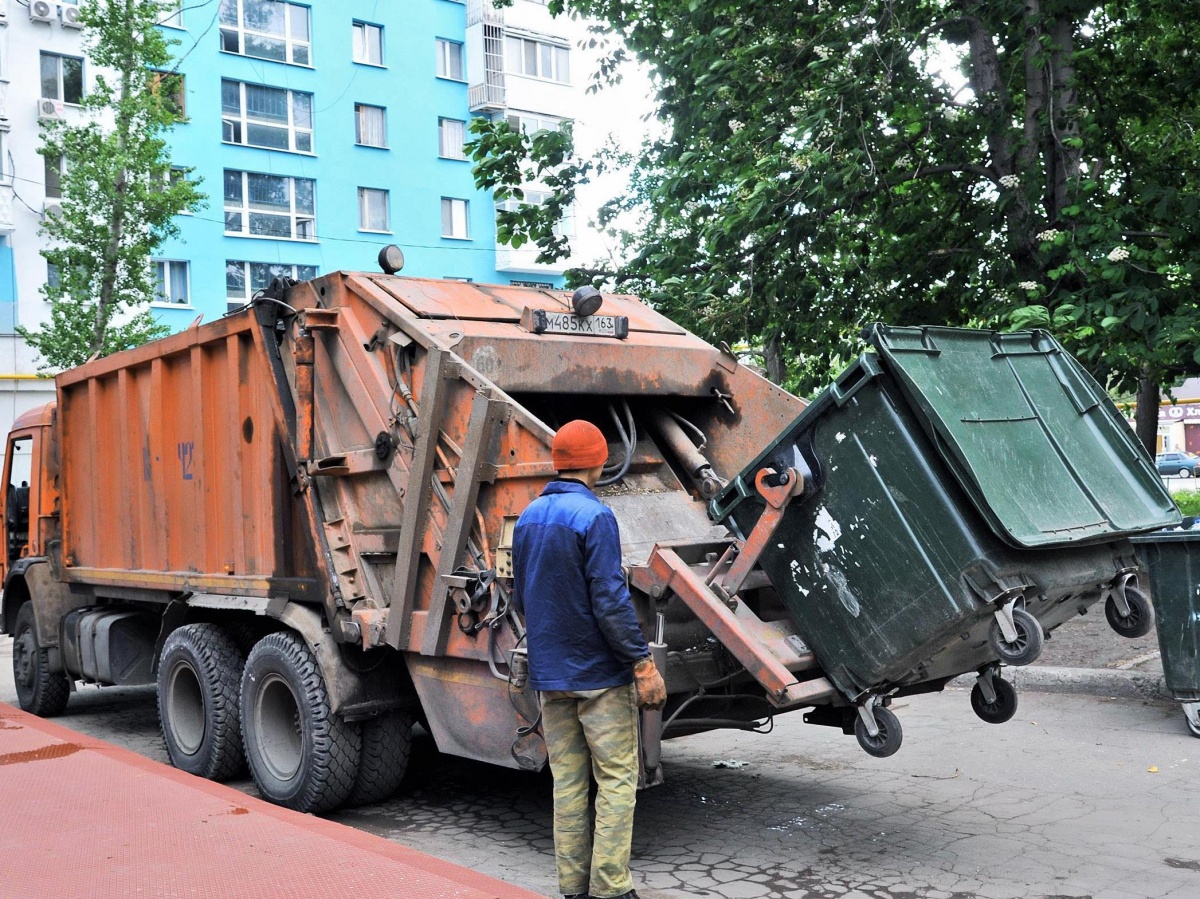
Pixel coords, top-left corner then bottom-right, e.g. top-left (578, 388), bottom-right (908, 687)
top-left (764, 331), bottom-right (786, 386)
top-left (1136, 371), bottom-right (1160, 456)
top-left (965, 12), bottom-right (1036, 277)
top-left (1046, 14), bottom-right (1080, 222)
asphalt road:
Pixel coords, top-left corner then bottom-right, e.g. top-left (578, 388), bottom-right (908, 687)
top-left (2, 630), bottom-right (1198, 899)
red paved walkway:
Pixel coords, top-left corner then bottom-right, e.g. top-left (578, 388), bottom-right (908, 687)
top-left (0, 703), bottom-right (542, 898)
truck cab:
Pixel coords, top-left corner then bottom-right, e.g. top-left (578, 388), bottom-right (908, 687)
top-left (0, 403), bottom-right (57, 599)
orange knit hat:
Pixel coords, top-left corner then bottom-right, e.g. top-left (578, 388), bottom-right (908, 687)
top-left (551, 420), bottom-right (608, 471)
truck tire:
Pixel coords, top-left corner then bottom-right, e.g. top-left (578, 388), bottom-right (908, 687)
top-left (12, 602), bottom-right (70, 717)
top-left (345, 710), bottom-right (414, 807)
top-left (240, 631), bottom-right (361, 814)
top-left (157, 623), bottom-right (246, 781)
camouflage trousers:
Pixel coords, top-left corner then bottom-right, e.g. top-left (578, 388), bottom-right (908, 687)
top-left (540, 683), bottom-right (639, 899)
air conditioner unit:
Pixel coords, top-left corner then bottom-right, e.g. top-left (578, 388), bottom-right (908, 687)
top-left (37, 98), bottom-right (64, 121)
top-left (29, 0), bottom-right (53, 23)
top-left (42, 202), bottom-right (63, 218)
top-left (61, 5), bottom-right (83, 27)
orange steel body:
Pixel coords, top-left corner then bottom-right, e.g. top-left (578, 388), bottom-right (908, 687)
top-left (4, 272), bottom-right (822, 771)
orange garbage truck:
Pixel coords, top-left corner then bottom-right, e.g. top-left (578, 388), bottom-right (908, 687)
top-left (1, 263), bottom-right (1174, 813)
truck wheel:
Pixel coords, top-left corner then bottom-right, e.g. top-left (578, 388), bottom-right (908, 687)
top-left (240, 631), bottom-right (361, 814)
top-left (157, 623), bottom-right (246, 781)
top-left (345, 710), bottom-right (414, 807)
top-left (12, 602), bottom-right (70, 717)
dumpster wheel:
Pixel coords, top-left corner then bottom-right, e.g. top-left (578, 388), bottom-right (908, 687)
top-left (988, 606), bottom-right (1044, 667)
top-left (970, 670), bottom-right (1017, 725)
top-left (1182, 703), bottom-right (1200, 739)
top-left (854, 702), bottom-right (902, 758)
top-left (1105, 583), bottom-right (1154, 639)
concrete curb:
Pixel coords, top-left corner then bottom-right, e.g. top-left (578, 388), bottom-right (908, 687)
top-left (949, 665), bottom-right (1176, 702)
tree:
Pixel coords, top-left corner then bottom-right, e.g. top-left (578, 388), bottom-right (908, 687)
top-left (21, 0), bottom-right (203, 370)
top-left (488, 0), bottom-right (1200, 450)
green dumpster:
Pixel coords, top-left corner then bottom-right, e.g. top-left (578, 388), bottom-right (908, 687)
top-left (711, 325), bottom-right (1178, 730)
top-left (1130, 528), bottom-right (1200, 737)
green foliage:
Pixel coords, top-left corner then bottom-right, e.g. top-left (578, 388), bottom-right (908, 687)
top-left (467, 118), bottom-right (590, 266)
top-left (1174, 490), bottom-right (1200, 518)
top-left (20, 0), bottom-right (204, 370)
top-left (483, 0), bottom-right (1200, 405)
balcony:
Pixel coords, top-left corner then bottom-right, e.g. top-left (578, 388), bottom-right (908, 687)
top-left (468, 81), bottom-right (506, 113)
top-left (467, 0), bottom-right (504, 27)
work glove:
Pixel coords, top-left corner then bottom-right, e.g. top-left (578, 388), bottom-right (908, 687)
top-left (632, 657), bottom-right (667, 710)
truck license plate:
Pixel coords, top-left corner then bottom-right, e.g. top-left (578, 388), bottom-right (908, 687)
top-left (530, 309), bottom-right (629, 339)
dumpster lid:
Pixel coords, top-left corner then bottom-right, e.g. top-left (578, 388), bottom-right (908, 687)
top-left (867, 324), bottom-right (1180, 548)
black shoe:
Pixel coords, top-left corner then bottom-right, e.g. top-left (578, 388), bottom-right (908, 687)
top-left (563, 893), bottom-right (588, 899)
top-left (594, 893), bottom-right (639, 899)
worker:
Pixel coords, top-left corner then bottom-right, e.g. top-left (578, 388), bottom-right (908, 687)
top-left (512, 419), bottom-right (668, 899)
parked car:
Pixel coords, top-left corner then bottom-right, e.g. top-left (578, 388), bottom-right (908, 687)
top-left (1156, 452), bottom-right (1200, 477)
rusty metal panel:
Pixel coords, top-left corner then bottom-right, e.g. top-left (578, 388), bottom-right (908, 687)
top-left (57, 314), bottom-right (315, 589)
top-left (360, 274), bottom-right (686, 334)
top-left (406, 655), bottom-right (546, 770)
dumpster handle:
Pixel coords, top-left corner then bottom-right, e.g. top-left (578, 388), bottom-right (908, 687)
top-left (830, 354), bottom-right (883, 407)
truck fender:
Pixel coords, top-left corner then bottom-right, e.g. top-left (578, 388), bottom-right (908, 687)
top-left (2, 560), bottom-right (85, 674)
top-left (274, 602), bottom-right (409, 720)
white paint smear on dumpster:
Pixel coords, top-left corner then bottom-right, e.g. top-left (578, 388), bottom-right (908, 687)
top-left (789, 559), bottom-right (811, 596)
top-left (823, 564), bottom-right (861, 617)
top-left (814, 507), bottom-right (842, 552)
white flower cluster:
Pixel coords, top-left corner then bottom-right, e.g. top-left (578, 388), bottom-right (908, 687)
top-left (814, 45), bottom-right (831, 59)
top-left (1037, 229), bottom-right (1060, 242)
top-left (1019, 281), bottom-right (1039, 291)
top-left (1107, 247), bottom-right (1130, 263)
top-left (999, 174), bottom-right (1020, 189)
top-left (729, 120), bottom-right (744, 134)
top-left (944, 107), bottom-right (962, 122)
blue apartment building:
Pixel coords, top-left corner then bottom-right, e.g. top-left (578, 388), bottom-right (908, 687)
top-left (150, 0), bottom-right (574, 329)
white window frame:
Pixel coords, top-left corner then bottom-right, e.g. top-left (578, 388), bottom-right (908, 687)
top-left (159, 0), bottom-right (184, 28)
top-left (222, 79), bottom-right (313, 154)
top-left (225, 260), bottom-right (318, 307)
top-left (507, 112), bottom-right (564, 135)
top-left (224, 169), bottom-right (316, 241)
top-left (152, 259), bottom-right (191, 307)
top-left (353, 21), bottom-right (384, 66)
top-left (358, 187), bottom-right (390, 233)
top-left (436, 39), bottom-right (464, 81)
top-left (438, 117), bottom-right (467, 160)
top-left (497, 188), bottom-right (575, 239)
top-left (354, 103), bottom-right (387, 148)
top-left (441, 197), bottom-right (470, 239)
top-left (219, 0), bottom-right (312, 67)
top-left (44, 154), bottom-right (63, 198)
top-left (504, 35), bottom-right (569, 84)
top-left (40, 52), bottom-right (85, 104)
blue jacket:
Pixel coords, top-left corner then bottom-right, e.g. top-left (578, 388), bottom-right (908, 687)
top-left (512, 480), bottom-right (649, 691)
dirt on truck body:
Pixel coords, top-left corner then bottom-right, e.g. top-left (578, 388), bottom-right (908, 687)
top-left (1, 270), bottom-right (840, 813)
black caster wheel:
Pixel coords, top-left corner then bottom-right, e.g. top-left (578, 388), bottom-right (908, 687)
top-left (1186, 713), bottom-right (1200, 740)
top-left (988, 607), bottom-right (1044, 666)
top-left (971, 677), bottom-right (1018, 724)
top-left (854, 706), bottom-right (902, 758)
top-left (1105, 584), bottom-right (1154, 639)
